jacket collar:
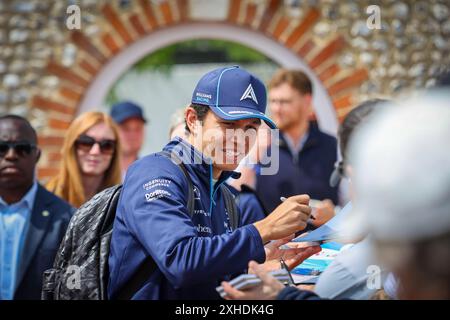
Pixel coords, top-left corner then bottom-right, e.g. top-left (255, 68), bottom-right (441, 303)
top-left (0, 181), bottom-right (38, 211)
top-left (278, 121), bottom-right (321, 153)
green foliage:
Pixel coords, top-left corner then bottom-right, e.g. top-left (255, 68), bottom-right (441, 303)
top-left (106, 39), bottom-right (274, 106)
top-left (132, 39), bottom-right (272, 72)
top-left (105, 85), bottom-right (120, 106)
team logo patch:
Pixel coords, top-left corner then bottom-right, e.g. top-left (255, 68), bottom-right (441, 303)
top-left (145, 189), bottom-right (171, 202)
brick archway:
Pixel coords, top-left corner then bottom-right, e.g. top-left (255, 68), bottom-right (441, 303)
top-left (32, 0), bottom-right (368, 180)
top-left (76, 22), bottom-right (340, 135)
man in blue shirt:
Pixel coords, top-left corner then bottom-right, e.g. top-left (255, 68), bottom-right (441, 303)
top-left (108, 66), bottom-right (318, 300)
top-left (0, 115), bottom-right (73, 299)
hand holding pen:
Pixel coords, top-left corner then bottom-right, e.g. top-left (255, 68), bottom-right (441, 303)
top-left (254, 194), bottom-right (312, 243)
top-left (280, 196), bottom-right (315, 220)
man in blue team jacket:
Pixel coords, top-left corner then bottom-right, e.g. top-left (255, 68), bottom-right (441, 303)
top-left (108, 66), bottom-right (317, 300)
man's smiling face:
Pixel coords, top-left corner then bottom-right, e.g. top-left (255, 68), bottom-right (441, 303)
top-left (196, 111), bottom-right (261, 172)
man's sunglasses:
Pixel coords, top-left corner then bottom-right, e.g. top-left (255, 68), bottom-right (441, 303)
top-left (0, 141), bottom-right (37, 157)
top-left (75, 135), bottom-right (116, 155)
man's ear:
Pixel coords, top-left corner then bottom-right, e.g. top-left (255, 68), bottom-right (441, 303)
top-left (304, 94), bottom-right (312, 107)
top-left (345, 165), bottom-right (353, 180)
top-left (35, 148), bottom-right (41, 163)
top-left (303, 94), bottom-right (314, 117)
top-left (185, 107), bottom-right (198, 134)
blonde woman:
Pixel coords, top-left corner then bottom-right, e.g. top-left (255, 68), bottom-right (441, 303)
top-left (47, 111), bottom-right (121, 208)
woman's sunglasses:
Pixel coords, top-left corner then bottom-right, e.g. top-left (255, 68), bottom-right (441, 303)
top-left (75, 135), bottom-right (116, 155)
top-left (0, 141), bottom-right (37, 157)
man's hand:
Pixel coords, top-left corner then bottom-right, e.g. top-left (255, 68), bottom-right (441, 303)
top-left (264, 234), bottom-right (322, 262)
top-left (222, 261), bottom-right (285, 300)
top-left (311, 199), bottom-right (335, 227)
top-left (253, 195), bottom-right (311, 243)
top-left (259, 245), bottom-right (322, 272)
top-left (264, 234), bottom-right (296, 261)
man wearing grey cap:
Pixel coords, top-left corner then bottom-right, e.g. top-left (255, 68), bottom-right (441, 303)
top-left (110, 101), bottom-right (147, 178)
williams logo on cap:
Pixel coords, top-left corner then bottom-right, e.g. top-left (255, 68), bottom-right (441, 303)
top-left (240, 84), bottom-right (259, 104)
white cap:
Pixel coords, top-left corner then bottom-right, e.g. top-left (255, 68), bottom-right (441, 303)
top-left (345, 90), bottom-right (450, 242)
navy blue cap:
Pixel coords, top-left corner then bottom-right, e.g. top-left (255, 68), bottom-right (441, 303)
top-left (191, 66), bottom-right (277, 129)
top-left (110, 101), bottom-right (147, 124)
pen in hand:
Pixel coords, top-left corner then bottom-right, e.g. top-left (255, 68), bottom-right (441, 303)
top-left (264, 196), bottom-right (315, 248)
top-left (280, 196), bottom-right (316, 220)
top-left (279, 257), bottom-right (295, 286)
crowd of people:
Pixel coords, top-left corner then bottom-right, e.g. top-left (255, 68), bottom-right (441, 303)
top-left (0, 65), bottom-right (448, 300)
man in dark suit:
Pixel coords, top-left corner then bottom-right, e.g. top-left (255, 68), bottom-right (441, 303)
top-left (0, 115), bottom-right (73, 300)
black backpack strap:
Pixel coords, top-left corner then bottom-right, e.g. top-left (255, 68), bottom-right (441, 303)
top-left (220, 185), bottom-right (240, 230)
top-left (159, 150), bottom-right (195, 214)
top-left (116, 151), bottom-right (195, 299)
top-left (100, 184), bottom-right (123, 235)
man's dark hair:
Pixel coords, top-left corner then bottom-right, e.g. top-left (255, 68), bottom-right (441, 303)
top-left (185, 104), bottom-right (210, 133)
top-left (339, 99), bottom-right (390, 163)
top-left (0, 114), bottom-right (38, 143)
